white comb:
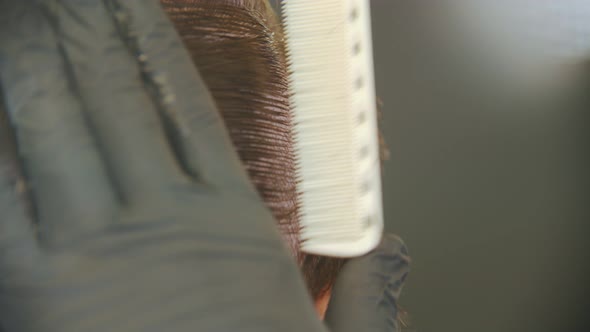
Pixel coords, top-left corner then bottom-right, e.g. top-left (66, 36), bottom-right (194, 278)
top-left (280, 0), bottom-right (383, 257)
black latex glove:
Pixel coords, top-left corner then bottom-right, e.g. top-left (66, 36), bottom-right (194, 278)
top-left (325, 235), bottom-right (411, 332)
top-left (0, 0), bottom-right (409, 331)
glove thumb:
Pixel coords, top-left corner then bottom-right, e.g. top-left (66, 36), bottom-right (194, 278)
top-left (324, 234), bottom-right (411, 332)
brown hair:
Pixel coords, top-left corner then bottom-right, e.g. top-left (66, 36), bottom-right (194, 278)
top-left (160, 0), bottom-right (346, 301)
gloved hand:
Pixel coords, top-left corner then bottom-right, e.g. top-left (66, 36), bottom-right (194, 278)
top-left (0, 0), bottom-right (409, 331)
top-left (325, 234), bottom-right (411, 332)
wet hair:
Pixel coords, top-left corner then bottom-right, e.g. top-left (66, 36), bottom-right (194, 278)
top-left (160, 0), bottom-right (346, 301)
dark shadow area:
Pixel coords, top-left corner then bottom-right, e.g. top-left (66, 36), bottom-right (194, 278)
top-left (370, 1), bottom-right (590, 331)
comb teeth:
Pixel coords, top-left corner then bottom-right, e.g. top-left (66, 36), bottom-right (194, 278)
top-left (281, 0), bottom-right (383, 257)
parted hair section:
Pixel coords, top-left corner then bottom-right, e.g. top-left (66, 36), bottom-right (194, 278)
top-left (161, 0), bottom-right (299, 248)
top-left (160, 0), bottom-right (347, 301)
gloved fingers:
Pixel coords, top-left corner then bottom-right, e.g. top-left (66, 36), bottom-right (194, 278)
top-left (111, 0), bottom-right (258, 192)
top-left (48, 0), bottom-right (193, 206)
top-left (0, 1), bottom-right (118, 248)
top-left (324, 234), bottom-right (411, 332)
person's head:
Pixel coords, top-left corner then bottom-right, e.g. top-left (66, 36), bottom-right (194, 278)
top-left (160, 0), bottom-right (346, 317)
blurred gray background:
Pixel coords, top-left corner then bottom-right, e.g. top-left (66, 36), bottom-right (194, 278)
top-left (369, 1), bottom-right (589, 332)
